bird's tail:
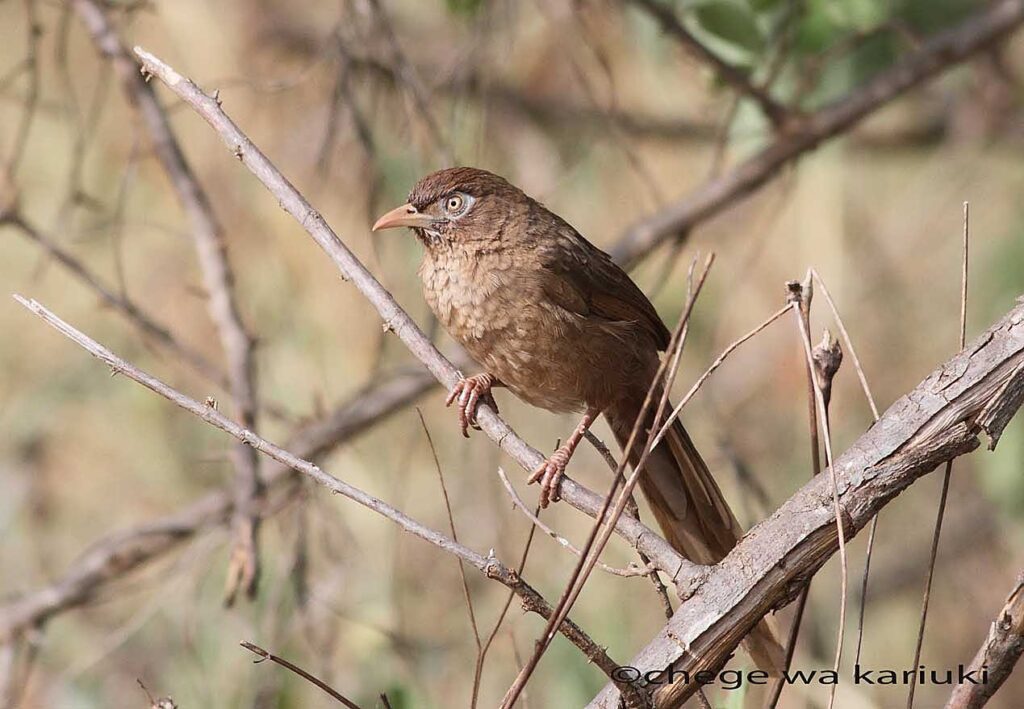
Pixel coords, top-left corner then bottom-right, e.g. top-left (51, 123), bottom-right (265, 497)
top-left (606, 395), bottom-right (785, 676)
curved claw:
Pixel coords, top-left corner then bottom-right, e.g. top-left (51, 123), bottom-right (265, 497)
top-left (528, 449), bottom-right (570, 508)
top-left (445, 373), bottom-right (497, 438)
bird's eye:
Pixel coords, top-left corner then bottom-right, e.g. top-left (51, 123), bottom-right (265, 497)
top-left (443, 193), bottom-right (466, 216)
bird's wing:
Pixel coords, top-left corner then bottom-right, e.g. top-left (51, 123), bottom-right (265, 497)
top-left (531, 216), bottom-right (671, 351)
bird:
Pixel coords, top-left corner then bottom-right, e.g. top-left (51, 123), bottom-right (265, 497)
top-left (373, 166), bottom-right (783, 672)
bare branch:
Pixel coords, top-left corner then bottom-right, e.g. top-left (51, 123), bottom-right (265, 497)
top-left (12, 296), bottom-right (644, 702)
top-left (0, 367), bottom-right (434, 642)
top-left (946, 573), bottom-right (1024, 709)
top-left (130, 45), bottom-right (695, 585)
top-left (1, 0), bottom-right (41, 187)
top-left (72, 0), bottom-right (263, 603)
top-left (2, 211), bottom-right (225, 387)
top-left (588, 296), bottom-right (1024, 708)
top-left (496, 467), bottom-right (654, 578)
top-left (611, 0), bottom-right (1024, 268)
top-left (624, 0), bottom-right (791, 128)
top-left (418, 411), bottom-right (483, 670)
top-left (473, 501), bottom-right (541, 709)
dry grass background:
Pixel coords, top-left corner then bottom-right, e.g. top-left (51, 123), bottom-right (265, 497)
top-left (2, 1), bottom-right (1024, 707)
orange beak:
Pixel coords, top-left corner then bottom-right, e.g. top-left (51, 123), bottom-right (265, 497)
top-left (372, 202), bottom-right (436, 232)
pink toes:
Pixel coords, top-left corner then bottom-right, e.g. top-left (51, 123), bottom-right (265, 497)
top-left (528, 450), bottom-right (569, 508)
top-left (445, 374), bottom-right (497, 438)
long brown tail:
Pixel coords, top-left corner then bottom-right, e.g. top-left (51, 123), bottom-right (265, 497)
top-left (606, 396), bottom-right (785, 675)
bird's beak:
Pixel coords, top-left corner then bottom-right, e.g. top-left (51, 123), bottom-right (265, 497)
top-left (372, 203), bottom-right (435, 232)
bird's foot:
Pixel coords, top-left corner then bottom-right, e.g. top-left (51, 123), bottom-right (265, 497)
top-left (528, 447), bottom-right (571, 508)
top-left (445, 373), bottom-right (498, 437)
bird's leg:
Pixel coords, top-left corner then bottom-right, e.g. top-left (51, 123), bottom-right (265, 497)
top-left (445, 373), bottom-right (501, 437)
top-left (528, 407), bottom-right (601, 508)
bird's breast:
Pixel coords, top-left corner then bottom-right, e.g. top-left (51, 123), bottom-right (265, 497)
top-left (419, 250), bottom-right (515, 340)
top-left (418, 248), bottom-right (644, 413)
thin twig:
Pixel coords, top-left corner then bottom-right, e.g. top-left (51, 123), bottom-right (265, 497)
top-left (364, 0), bottom-right (451, 163)
top-left (0, 367), bottom-right (435, 642)
top-left (416, 410), bottom-right (484, 706)
top-left (130, 46), bottom-right (693, 584)
top-left (72, 0), bottom-right (263, 604)
top-left (136, 678), bottom-right (177, 709)
top-left (625, 0), bottom-right (791, 128)
top-left (472, 501), bottom-right (542, 709)
top-left (795, 319), bottom-right (848, 709)
top-left (241, 641), bottom-right (364, 708)
top-left (611, 0), bottom-right (1024, 268)
top-left (13, 296), bottom-right (638, 698)
top-left (502, 255), bottom-right (713, 708)
top-left (770, 276), bottom-right (823, 709)
top-left (1, 0), bottom-right (40, 183)
top-left (907, 201), bottom-right (971, 709)
top-left (809, 271), bottom-right (881, 420)
top-left (651, 300), bottom-right (795, 449)
top-left (2, 212), bottom-right (225, 387)
top-left (808, 269), bottom-right (883, 671)
top-left (584, 430), bottom-right (674, 618)
top-left (496, 468), bottom-right (653, 578)
top-left (590, 296), bottom-right (1024, 708)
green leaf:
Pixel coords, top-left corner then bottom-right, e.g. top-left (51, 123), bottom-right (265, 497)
top-left (695, 1), bottom-right (765, 53)
top-left (794, 0), bottom-right (844, 54)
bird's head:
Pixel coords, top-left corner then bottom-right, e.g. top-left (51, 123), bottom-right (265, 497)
top-left (372, 167), bottom-right (526, 249)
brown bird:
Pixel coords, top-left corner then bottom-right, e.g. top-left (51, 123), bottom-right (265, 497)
top-left (373, 167), bottom-right (783, 672)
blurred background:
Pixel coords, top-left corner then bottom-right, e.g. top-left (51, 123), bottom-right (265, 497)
top-left (2, 0), bottom-right (1024, 707)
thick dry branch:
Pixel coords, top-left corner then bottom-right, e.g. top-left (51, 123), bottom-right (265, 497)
top-left (0, 367), bottom-right (433, 643)
top-left (72, 0), bottom-right (263, 602)
top-left (610, 0), bottom-right (1024, 268)
top-left (12, 297), bottom-right (643, 702)
top-left (131, 46), bottom-right (695, 585)
top-left (589, 298), bottom-right (1024, 708)
top-left (625, 0), bottom-right (790, 128)
top-left (946, 573), bottom-right (1024, 709)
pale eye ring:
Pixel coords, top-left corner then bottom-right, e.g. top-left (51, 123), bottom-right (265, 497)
top-left (444, 193), bottom-right (466, 215)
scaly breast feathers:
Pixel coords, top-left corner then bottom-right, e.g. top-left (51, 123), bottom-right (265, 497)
top-left (420, 251), bottom-right (600, 412)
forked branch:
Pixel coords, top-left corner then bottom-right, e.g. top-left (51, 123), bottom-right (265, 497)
top-left (611, 0), bottom-right (1024, 268)
top-left (588, 299), bottom-right (1024, 707)
top-left (130, 45), bottom-right (696, 585)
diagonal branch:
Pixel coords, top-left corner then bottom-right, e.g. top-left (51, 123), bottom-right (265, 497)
top-left (624, 0), bottom-right (791, 128)
top-left (0, 367), bottom-right (434, 643)
top-left (71, 0), bottom-right (263, 603)
top-left (12, 296), bottom-right (646, 705)
top-left (241, 641), bottom-right (365, 709)
top-left (588, 297), bottom-right (1024, 708)
top-left (946, 573), bottom-right (1024, 709)
top-left (2, 210), bottom-right (224, 387)
top-left (131, 45), bottom-right (696, 586)
top-left (611, 0), bottom-right (1024, 268)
